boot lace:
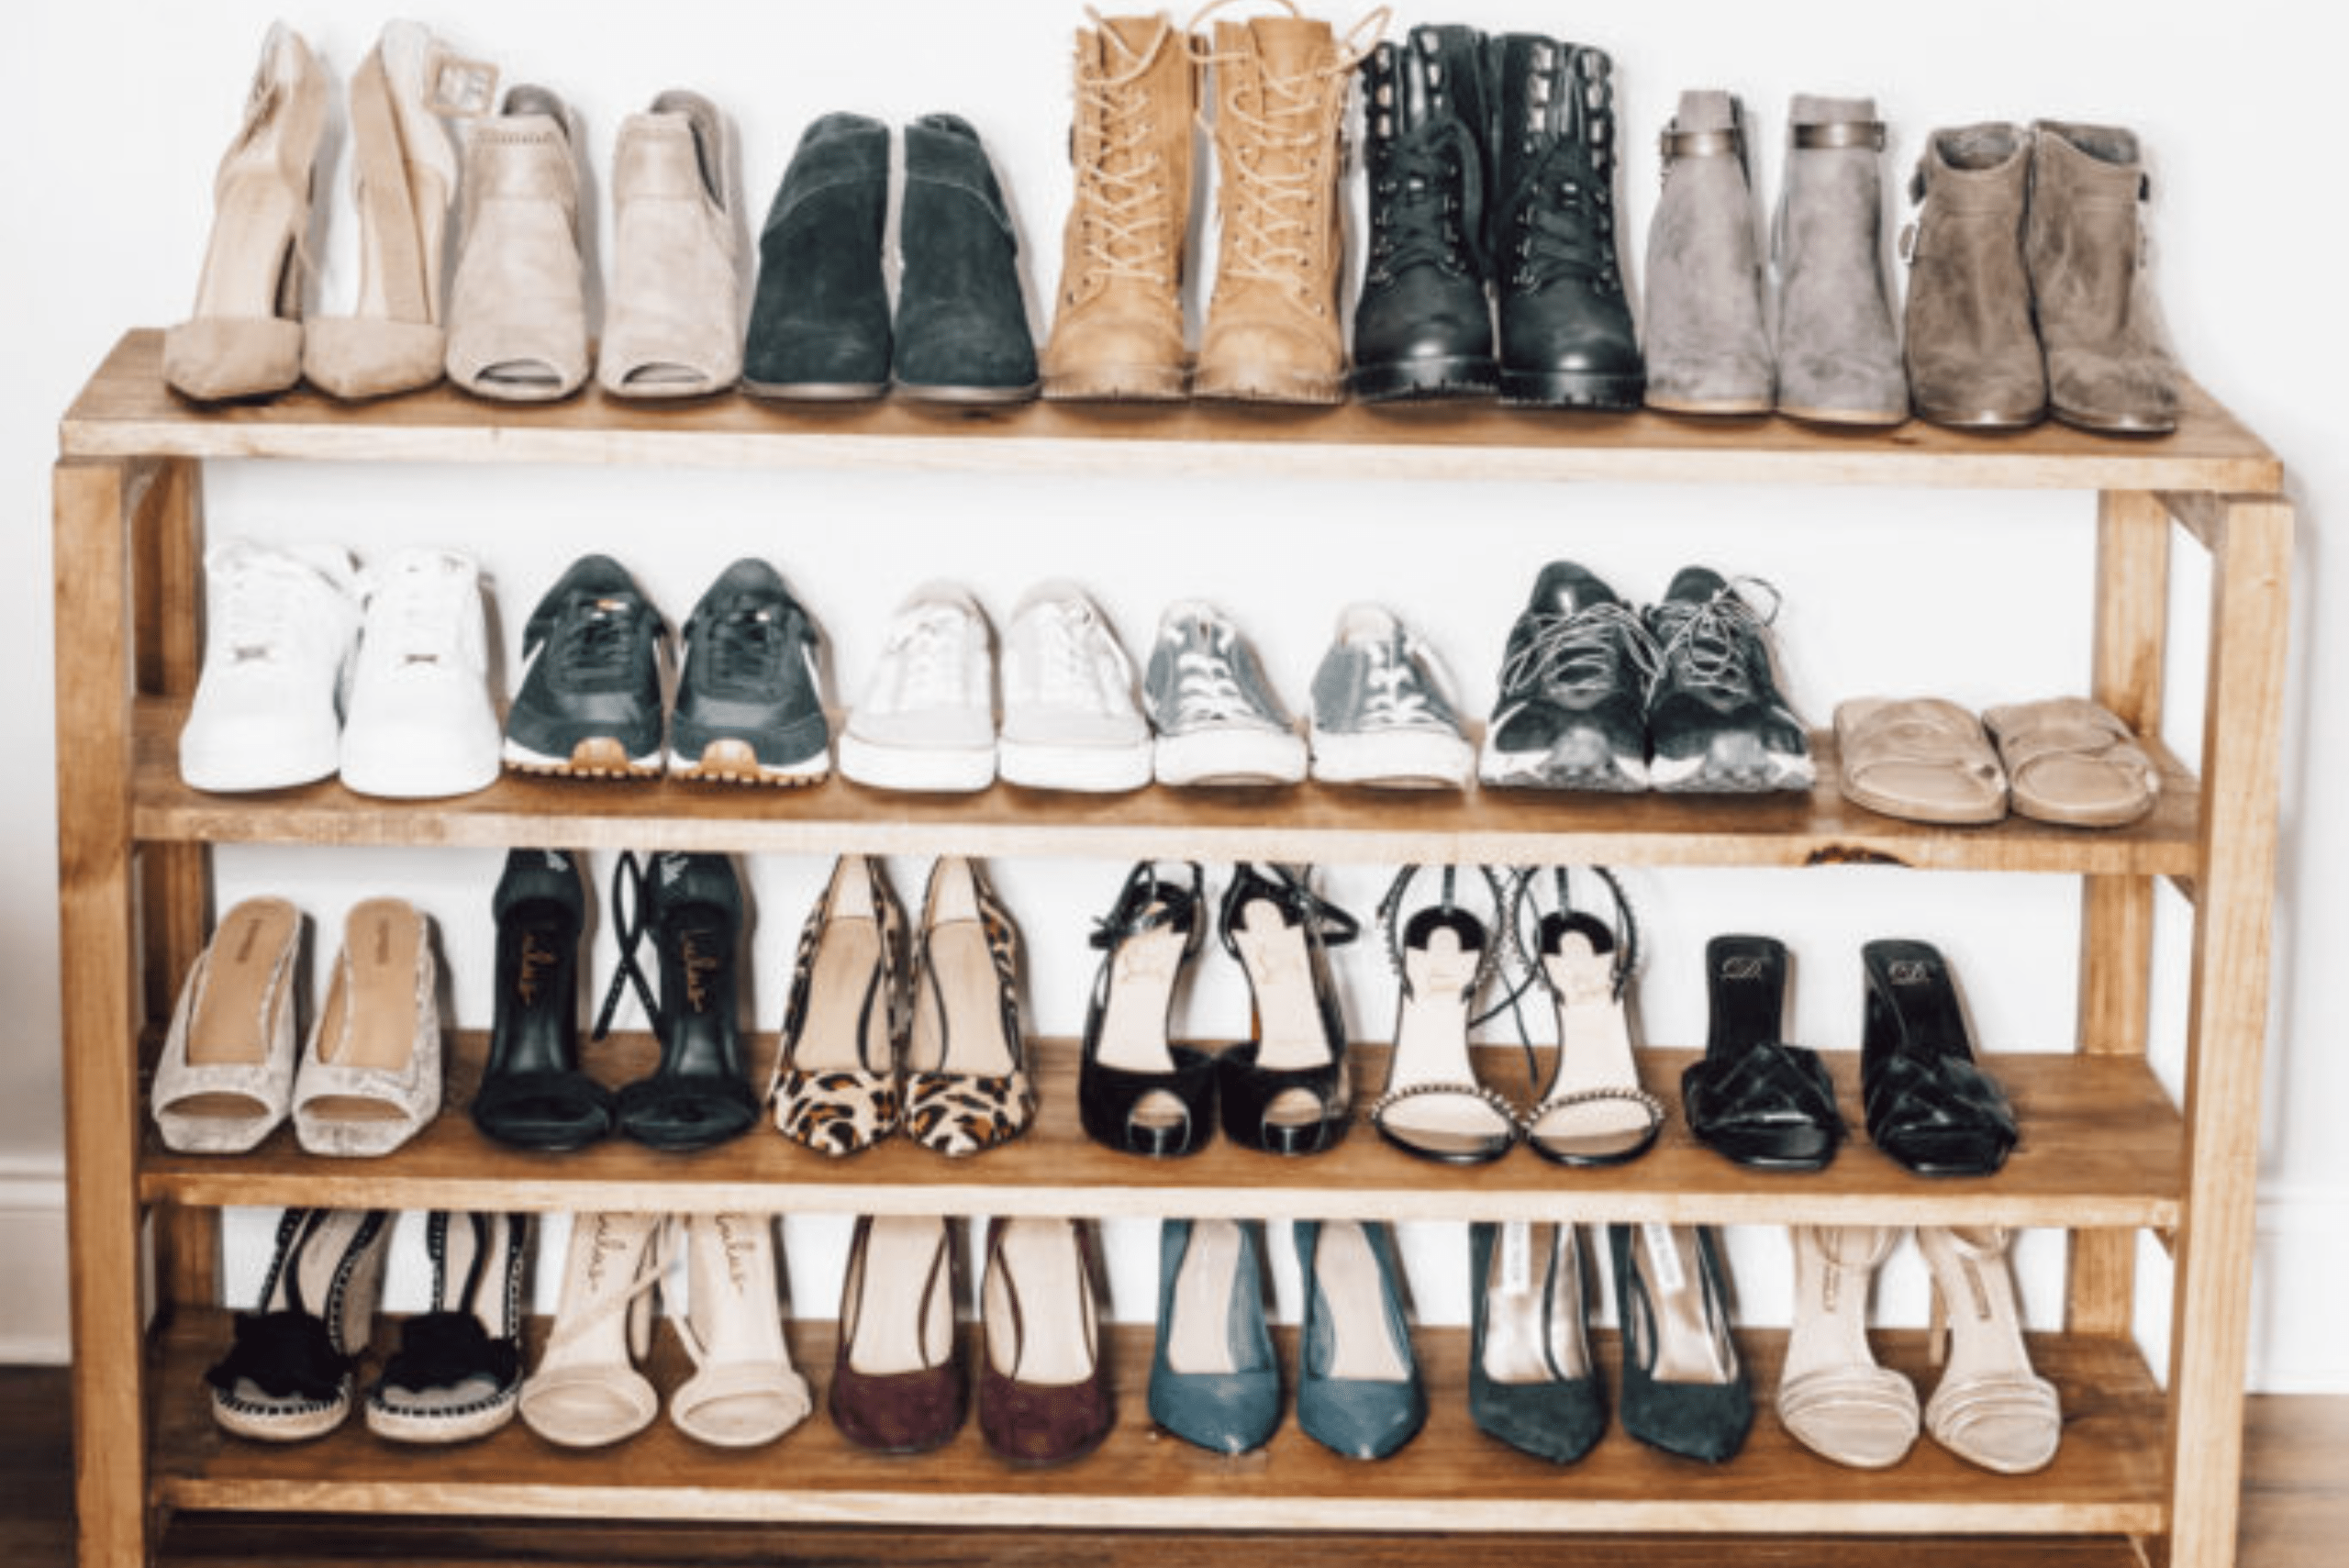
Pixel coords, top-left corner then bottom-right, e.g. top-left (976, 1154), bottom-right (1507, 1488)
top-left (1507, 57), bottom-right (1622, 295)
top-left (1070, 9), bottom-right (1179, 291)
top-left (1497, 601), bottom-right (1656, 703)
top-left (694, 595), bottom-right (789, 696)
top-left (874, 602), bottom-right (975, 714)
top-left (1193, 4), bottom-right (1386, 292)
top-left (550, 595), bottom-right (652, 692)
top-left (1646, 578), bottom-right (1782, 706)
top-left (1367, 118), bottom-right (1483, 285)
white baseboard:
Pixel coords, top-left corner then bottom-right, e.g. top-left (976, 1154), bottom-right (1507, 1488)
top-left (0, 1171), bottom-right (70, 1365)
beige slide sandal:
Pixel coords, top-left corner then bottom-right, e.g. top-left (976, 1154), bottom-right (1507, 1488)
top-left (1981, 696), bottom-right (2159, 827)
top-left (1834, 695), bottom-right (2009, 825)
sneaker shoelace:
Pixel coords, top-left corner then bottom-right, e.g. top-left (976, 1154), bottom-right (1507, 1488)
top-left (550, 594), bottom-right (653, 692)
top-left (1031, 599), bottom-right (1130, 713)
top-left (1645, 578), bottom-right (1783, 707)
top-left (363, 560), bottom-right (472, 673)
top-left (1366, 117), bottom-right (1484, 284)
top-left (874, 603), bottom-right (976, 715)
top-left (1166, 618), bottom-right (1260, 728)
top-left (1496, 601), bottom-right (1657, 704)
top-left (1071, 9), bottom-right (1179, 289)
top-left (696, 595), bottom-right (790, 696)
top-left (214, 555), bottom-right (341, 671)
top-left (1355, 629), bottom-right (1453, 733)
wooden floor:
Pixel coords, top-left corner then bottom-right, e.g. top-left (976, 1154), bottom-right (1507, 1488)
top-left (4, 1367), bottom-right (2338, 1568)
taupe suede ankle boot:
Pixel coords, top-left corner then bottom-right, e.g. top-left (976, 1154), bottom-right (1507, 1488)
top-left (2025, 121), bottom-right (2178, 434)
top-left (1192, 5), bottom-right (1379, 404)
top-left (1901, 122), bottom-right (2043, 428)
top-left (446, 86), bottom-right (591, 403)
top-left (1644, 91), bottom-right (1771, 416)
top-left (1774, 96), bottom-right (1905, 426)
top-left (1042, 14), bottom-right (1197, 401)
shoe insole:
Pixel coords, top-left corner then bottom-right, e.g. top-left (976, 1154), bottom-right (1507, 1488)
top-left (193, 175), bottom-right (303, 322)
top-left (915, 917), bottom-right (1016, 1078)
top-left (791, 910), bottom-right (883, 1074)
top-left (173, 898), bottom-right (298, 1119)
top-left (1230, 898), bottom-right (1337, 1132)
top-left (1096, 918), bottom-right (1188, 1131)
top-left (846, 1215), bottom-right (952, 1378)
top-left (306, 899), bottom-right (426, 1122)
top-left (1633, 1225), bottom-right (1736, 1386)
top-left (985, 1218), bottom-right (1095, 1388)
top-left (1382, 926), bottom-right (1511, 1155)
top-left (1165, 1218), bottom-right (1245, 1377)
top-left (1314, 1222), bottom-right (1408, 1383)
top-left (1529, 930), bottom-right (1653, 1158)
top-left (1482, 1222), bottom-right (1588, 1385)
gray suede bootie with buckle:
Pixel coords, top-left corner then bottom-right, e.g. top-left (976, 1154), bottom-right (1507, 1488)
top-left (1901, 122), bottom-right (2043, 428)
top-left (2025, 120), bottom-right (2178, 434)
top-left (1643, 91), bottom-right (1771, 416)
top-left (1774, 95), bottom-right (1906, 426)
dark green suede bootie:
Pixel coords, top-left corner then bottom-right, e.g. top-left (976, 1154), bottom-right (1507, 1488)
top-left (894, 113), bottom-right (1038, 403)
top-left (743, 112), bottom-right (891, 400)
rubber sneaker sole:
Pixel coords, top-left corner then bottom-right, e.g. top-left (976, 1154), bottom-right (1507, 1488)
top-left (500, 735), bottom-right (664, 780)
top-left (666, 740), bottom-right (829, 788)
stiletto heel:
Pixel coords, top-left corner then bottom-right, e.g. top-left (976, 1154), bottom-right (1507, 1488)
top-left (1609, 1222), bottom-right (1753, 1463)
top-left (829, 1214), bottom-right (966, 1453)
top-left (151, 896), bottom-right (304, 1153)
top-left (669, 1212), bottom-right (812, 1448)
top-left (904, 858), bottom-right (1035, 1156)
top-left (979, 1217), bottom-right (1115, 1465)
top-left (598, 852), bottom-right (762, 1152)
top-left (206, 1207), bottom-right (393, 1441)
top-left (1469, 1220), bottom-right (1605, 1464)
top-left (1216, 862), bottom-right (1355, 1156)
top-left (1515, 868), bottom-right (1664, 1166)
top-left (1149, 1218), bottom-right (1279, 1454)
top-left (304, 22), bottom-right (497, 399)
top-left (473, 850), bottom-right (613, 1151)
top-left (771, 856), bottom-right (909, 1157)
top-left (1916, 1225), bottom-right (2061, 1473)
top-left (164, 23), bottom-right (329, 401)
top-left (518, 1210), bottom-right (668, 1448)
top-left (1367, 865), bottom-right (1518, 1165)
top-left (1681, 933), bottom-right (1844, 1170)
top-left (1860, 939), bottom-right (2018, 1175)
top-left (366, 1209), bottom-right (531, 1443)
top-left (1776, 1225), bottom-right (1919, 1468)
top-left (1295, 1218), bottom-right (1426, 1460)
top-left (1078, 862), bottom-right (1212, 1158)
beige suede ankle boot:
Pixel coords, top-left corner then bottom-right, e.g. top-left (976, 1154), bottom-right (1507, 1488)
top-left (1042, 13), bottom-right (1197, 401)
top-left (1191, 3), bottom-right (1385, 404)
top-left (445, 86), bottom-right (590, 403)
top-left (164, 23), bottom-right (329, 402)
top-left (597, 91), bottom-right (742, 399)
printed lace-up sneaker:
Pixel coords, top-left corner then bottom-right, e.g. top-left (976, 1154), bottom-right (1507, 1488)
top-left (1480, 561), bottom-right (1655, 792)
top-left (999, 582), bottom-right (1152, 793)
top-left (501, 555), bottom-right (669, 778)
top-left (180, 538), bottom-right (363, 793)
top-left (340, 547), bottom-right (503, 799)
top-left (667, 559), bottom-right (830, 786)
top-left (1307, 603), bottom-right (1475, 789)
top-left (1144, 600), bottom-right (1308, 787)
top-left (838, 583), bottom-right (996, 794)
top-left (1642, 567), bottom-right (1814, 793)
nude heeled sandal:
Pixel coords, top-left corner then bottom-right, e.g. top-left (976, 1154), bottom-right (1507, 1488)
top-left (1917, 1224), bottom-right (2063, 1473)
top-left (668, 1213), bottom-right (812, 1448)
top-left (446, 84), bottom-right (591, 401)
top-left (164, 23), bottom-right (329, 401)
top-left (150, 897), bottom-right (304, 1152)
top-left (1776, 1225), bottom-right (1920, 1469)
top-left (304, 22), bottom-right (496, 400)
top-left (519, 1211), bottom-right (669, 1448)
top-left (289, 898), bottom-right (443, 1158)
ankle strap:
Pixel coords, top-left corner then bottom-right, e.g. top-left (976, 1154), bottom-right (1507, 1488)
top-left (1791, 119), bottom-right (1885, 151)
top-left (1660, 125), bottom-right (1742, 164)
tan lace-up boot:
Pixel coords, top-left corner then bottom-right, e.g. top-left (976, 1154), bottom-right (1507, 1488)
top-left (1042, 14), bottom-right (1197, 401)
top-left (1192, 4), bottom-right (1385, 404)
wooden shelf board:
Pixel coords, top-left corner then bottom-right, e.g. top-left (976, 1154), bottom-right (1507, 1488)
top-left (139, 1036), bottom-right (2182, 1228)
top-left (65, 329), bottom-right (2279, 495)
top-left (130, 702), bottom-right (2204, 877)
top-left (150, 1315), bottom-right (2167, 1536)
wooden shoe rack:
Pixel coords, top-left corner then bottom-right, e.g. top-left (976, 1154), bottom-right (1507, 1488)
top-left (52, 328), bottom-right (2289, 1567)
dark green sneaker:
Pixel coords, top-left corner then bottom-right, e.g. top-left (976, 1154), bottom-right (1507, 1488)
top-left (667, 559), bottom-right (829, 786)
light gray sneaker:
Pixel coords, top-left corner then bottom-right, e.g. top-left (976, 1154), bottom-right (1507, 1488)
top-left (998, 581), bottom-right (1152, 793)
top-left (1308, 604), bottom-right (1475, 789)
top-left (1143, 601), bottom-right (1307, 787)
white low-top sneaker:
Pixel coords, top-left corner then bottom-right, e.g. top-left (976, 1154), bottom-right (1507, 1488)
top-left (999, 582), bottom-right (1152, 793)
top-left (180, 538), bottom-right (363, 793)
top-left (340, 547), bottom-right (504, 798)
top-left (839, 583), bottom-right (998, 794)
top-left (1143, 600), bottom-right (1308, 786)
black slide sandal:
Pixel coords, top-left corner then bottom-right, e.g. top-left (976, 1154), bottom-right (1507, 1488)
top-left (1680, 933), bottom-right (1844, 1171)
top-left (1860, 938), bottom-right (2017, 1176)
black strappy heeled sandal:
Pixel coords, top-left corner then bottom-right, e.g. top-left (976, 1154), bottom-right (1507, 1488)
top-left (1509, 866), bottom-right (1665, 1166)
top-left (1367, 864), bottom-right (1520, 1165)
top-left (1215, 862), bottom-right (1356, 1157)
top-left (365, 1209), bottom-right (532, 1443)
top-left (597, 850), bottom-right (762, 1152)
top-left (1680, 933), bottom-right (1845, 1171)
top-left (1077, 861), bottom-right (1212, 1158)
top-left (473, 849), bottom-right (614, 1151)
top-left (1860, 938), bottom-right (2017, 1175)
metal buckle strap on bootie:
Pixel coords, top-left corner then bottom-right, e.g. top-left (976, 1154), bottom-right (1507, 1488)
top-left (1659, 125), bottom-right (1743, 167)
top-left (1790, 120), bottom-right (1885, 152)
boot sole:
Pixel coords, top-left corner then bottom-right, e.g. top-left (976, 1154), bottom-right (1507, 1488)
top-left (896, 380), bottom-right (1041, 406)
top-left (1350, 356), bottom-right (1499, 402)
top-left (1776, 401), bottom-right (1910, 428)
top-left (1912, 402), bottom-right (2047, 430)
top-left (1191, 363), bottom-right (1347, 405)
top-left (740, 378), bottom-right (890, 403)
top-left (1043, 366), bottom-right (1190, 402)
top-left (1499, 371), bottom-right (1644, 411)
top-left (2051, 406), bottom-right (2177, 438)
top-left (1647, 393), bottom-right (1774, 417)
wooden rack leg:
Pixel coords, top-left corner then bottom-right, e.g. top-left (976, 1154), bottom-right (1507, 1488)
top-left (54, 456), bottom-right (154, 1568)
top-left (2073, 490), bottom-right (2171, 1337)
top-left (2162, 496), bottom-right (2292, 1568)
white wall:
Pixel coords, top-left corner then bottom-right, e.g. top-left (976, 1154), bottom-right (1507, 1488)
top-left (3, 0), bottom-right (2342, 1390)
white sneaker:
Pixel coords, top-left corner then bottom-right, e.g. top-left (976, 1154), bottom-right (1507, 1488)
top-left (999, 581), bottom-right (1152, 793)
top-left (1143, 600), bottom-right (1308, 786)
top-left (839, 583), bottom-right (997, 793)
top-left (340, 547), bottom-right (503, 798)
top-left (180, 539), bottom-right (362, 793)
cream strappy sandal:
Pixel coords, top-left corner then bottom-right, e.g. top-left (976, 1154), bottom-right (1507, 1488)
top-left (1918, 1224), bottom-right (2064, 1473)
top-left (668, 1213), bottom-right (812, 1448)
top-left (518, 1211), bottom-right (669, 1449)
top-left (1776, 1225), bottom-right (1920, 1469)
